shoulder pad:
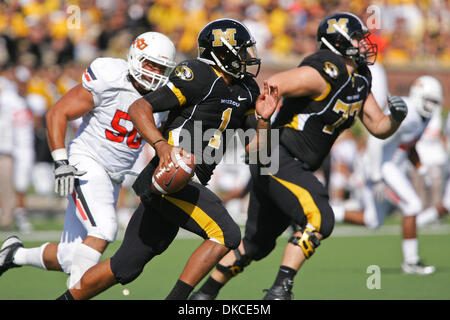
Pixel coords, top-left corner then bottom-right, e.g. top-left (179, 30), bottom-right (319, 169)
top-left (300, 50), bottom-right (346, 82)
top-left (171, 59), bottom-right (212, 83)
top-left (84, 57), bottom-right (128, 85)
top-left (82, 58), bottom-right (128, 105)
top-left (167, 59), bottom-right (217, 105)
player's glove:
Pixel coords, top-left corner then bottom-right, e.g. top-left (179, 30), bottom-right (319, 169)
top-left (54, 160), bottom-right (86, 197)
top-left (388, 95), bottom-right (408, 123)
top-left (372, 180), bottom-right (386, 202)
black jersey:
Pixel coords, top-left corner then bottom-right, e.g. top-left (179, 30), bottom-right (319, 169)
top-left (272, 50), bottom-right (372, 171)
top-left (143, 59), bottom-right (260, 185)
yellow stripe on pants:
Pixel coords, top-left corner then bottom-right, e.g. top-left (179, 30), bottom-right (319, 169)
top-left (270, 175), bottom-right (322, 231)
top-left (164, 195), bottom-right (225, 245)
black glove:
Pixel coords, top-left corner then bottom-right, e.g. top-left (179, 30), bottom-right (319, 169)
top-left (54, 160), bottom-right (86, 197)
top-left (388, 95), bottom-right (408, 123)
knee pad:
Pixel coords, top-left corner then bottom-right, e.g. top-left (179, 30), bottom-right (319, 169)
top-left (216, 248), bottom-right (252, 278)
top-left (68, 243), bottom-right (102, 289)
top-left (402, 198), bottom-right (422, 217)
top-left (288, 227), bottom-right (321, 259)
top-left (57, 241), bottom-right (81, 274)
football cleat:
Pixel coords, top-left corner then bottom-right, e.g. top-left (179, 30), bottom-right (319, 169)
top-left (401, 261), bottom-right (435, 275)
top-left (262, 279), bottom-right (294, 300)
top-left (189, 291), bottom-right (216, 300)
top-left (0, 236), bottom-right (23, 276)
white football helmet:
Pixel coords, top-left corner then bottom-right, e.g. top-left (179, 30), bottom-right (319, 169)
top-left (409, 75), bottom-right (443, 118)
top-left (128, 32), bottom-right (177, 91)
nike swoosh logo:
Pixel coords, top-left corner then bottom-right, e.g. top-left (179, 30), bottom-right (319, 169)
top-left (238, 96), bottom-right (247, 101)
top-left (164, 168), bottom-right (178, 187)
top-left (357, 86), bottom-right (364, 92)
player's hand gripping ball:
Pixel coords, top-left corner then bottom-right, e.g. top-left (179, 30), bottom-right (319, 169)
top-left (151, 152), bottom-right (195, 195)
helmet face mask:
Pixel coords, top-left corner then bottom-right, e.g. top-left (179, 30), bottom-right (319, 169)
top-left (198, 18), bottom-right (261, 79)
top-left (349, 31), bottom-right (377, 65)
top-left (318, 12), bottom-right (377, 66)
top-left (128, 32), bottom-right (177, 91)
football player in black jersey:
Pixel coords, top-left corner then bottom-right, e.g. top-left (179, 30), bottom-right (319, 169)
top-left (56, 18), bottom-right (279, 300)
top-left (191, 12), bottom-right (408, 300)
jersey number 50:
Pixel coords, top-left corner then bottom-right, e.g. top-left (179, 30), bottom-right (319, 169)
top-left (105, 110), bottom-right (141, 149)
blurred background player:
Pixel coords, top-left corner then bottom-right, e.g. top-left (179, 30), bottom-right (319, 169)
top-left (0, 66), bottom-right (34, 233)
top-left (0, 32), bottom-right (176, 287)
top-left (333, 75), bottom-right (443, 274)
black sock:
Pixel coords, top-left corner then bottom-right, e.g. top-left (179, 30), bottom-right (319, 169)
top-left (273, 265), bottom-right (297, 287)
top-left (56, 290), bottom-right (75, 300)
top-left (165, 280), bottom-right (194, 300)
top-left (198, 277), bottom-right (224, 298)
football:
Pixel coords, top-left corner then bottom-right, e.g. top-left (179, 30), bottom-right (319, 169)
top-left (151, 152), bottom-right (195, 195)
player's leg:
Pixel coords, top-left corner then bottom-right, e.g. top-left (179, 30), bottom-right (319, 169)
top-left (0, 155), bottom-right (16, 230)
top-left (382, 162), bottom-right (435, 274)
top-left (63, 155), bottom-right (122, 287)
top-left (5, 188), bottom-right (84, 276)
top-left (58, 201), bottom-right (179, 300)
top-left (190, 179), bottom-right (289, 300)
top-left (259, 149), bottom-right (335, 299)
top-left (417, 171), bottom-right (450, 227)
top-left (159, 181), bottom-right (241, 299)
top-left (9, 155), bottom-right (119, 284)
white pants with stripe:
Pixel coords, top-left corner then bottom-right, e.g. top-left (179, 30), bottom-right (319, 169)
top-left (363, 161), bottom-right (423, 229)
top-left (57, 154), bottom-right (121, 273)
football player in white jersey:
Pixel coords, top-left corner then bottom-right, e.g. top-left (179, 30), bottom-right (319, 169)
top-left (0, 32), bottom-right (177, 287)
top-left (333, 75), bottom-right (443, 274)
top-left (0, 75), bottom-right (34, 231)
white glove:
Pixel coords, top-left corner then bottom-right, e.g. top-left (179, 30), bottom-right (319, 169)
top-left (371, 180), bottom-right (386, 203)
top-left (54, 160), bottom-right (86, 197)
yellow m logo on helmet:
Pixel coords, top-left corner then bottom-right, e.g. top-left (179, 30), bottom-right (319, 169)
top-left (326, 18), bottom-right (349, 34)
top-left (212, 28), bottom-right (237, 47)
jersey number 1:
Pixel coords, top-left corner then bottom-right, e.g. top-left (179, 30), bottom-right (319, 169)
top-left (105, 110), bottom-right (141, 149)
top-left (208, 108), bottom-right (232, 149)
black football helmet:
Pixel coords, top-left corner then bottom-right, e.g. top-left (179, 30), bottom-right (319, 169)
top-left (317, 12), bottom-right (377, 66)
top-left (197, 18), bottom-right (261, 79)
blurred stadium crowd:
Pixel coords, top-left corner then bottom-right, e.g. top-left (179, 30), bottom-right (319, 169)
top-left (0, 0), bottom-right (449, 232)
top-left (1, 0), bottom-right (450, 68)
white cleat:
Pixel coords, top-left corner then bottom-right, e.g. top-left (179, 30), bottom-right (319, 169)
top-left (0, 236), bottom-right (23, 276)
top-left (401, 261), bottom-right (436, 275)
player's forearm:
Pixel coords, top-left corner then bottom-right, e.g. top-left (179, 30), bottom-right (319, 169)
top-left (129, 97), bottom-right (165, 145)
top-left (369, 115), bottom-right (401, 140)
top-left (245, 118), bottom-right (271, 157)
top-left (46, 106), bottom-right (69, 152)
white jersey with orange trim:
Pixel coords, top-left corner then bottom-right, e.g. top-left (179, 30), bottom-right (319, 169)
top-left (359, 96), bottom-right (432, 227)
top-left (0, 87), bottom-right (35, 192)
top-left (364, 96), bottom-right (430, 181)
top-left (0, 87), bottom-right (34, 156)
top-left (69, 57), bottom-right (163, 178)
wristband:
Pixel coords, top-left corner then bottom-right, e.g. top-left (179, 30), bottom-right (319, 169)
top-left (256, 114), bottom-right (271, 122)
top-left (152, 139), bottom-right (166, 147)
top-left (51, 148), bottom-right (68, 161)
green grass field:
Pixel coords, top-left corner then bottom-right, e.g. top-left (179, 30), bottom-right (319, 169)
top-left (1, 217), bottom-right (449, 300)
